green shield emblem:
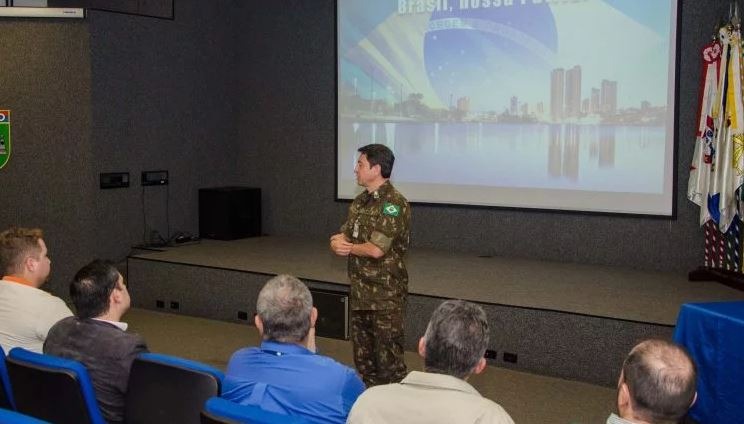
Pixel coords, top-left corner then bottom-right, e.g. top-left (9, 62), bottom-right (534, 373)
top-left (383, 202), bottom-right (400, 217)
top-left (0, 110), bottom-right (10, 170)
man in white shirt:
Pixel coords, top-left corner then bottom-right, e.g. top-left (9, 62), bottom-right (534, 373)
top-left (0, 227), bottom-right (72, 354)
top-left (347, 299), bottom-right (514, 424)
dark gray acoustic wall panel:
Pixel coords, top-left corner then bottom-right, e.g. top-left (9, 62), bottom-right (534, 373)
top-left (0, 0), bottom-right (242, 298)
top-left (235, 0), bottom-right (729, 272)
top-left (406, 295), bottom-right (673, 387)
top-left (127, 258), bottom-right (264, 323)
top-left (127, 259), bottom-right (350, 340)
top-left (0, 20), bottom-right (97, 297)
top-left (87, 0), bottom-right (241, 263)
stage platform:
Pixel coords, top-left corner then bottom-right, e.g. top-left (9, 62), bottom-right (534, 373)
top-left (127, 236), bottom-right (744, 386)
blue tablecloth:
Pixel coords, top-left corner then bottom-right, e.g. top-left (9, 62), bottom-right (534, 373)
top-left (673, 301), bottom-right (744, 424)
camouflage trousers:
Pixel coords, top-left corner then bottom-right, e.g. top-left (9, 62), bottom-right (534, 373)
top-left (350, 309), bottom-right (407, 387)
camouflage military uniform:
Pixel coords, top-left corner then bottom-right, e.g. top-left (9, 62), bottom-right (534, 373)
top-left (341, 180), bottom-right (410, 387)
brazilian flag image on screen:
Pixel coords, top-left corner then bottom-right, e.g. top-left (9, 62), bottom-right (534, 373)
top-left (0, 110), bottom-right (10, 169)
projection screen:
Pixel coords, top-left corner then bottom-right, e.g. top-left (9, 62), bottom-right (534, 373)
top-left (337, 0), bottom-right (679, 216)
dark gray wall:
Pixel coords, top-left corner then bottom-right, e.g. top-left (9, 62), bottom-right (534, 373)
top-left (0, 20), bottom-right (96, 295)
top-left (0, 1), bottom-right (240, 296)
top-left (87, 0), bottom-right (241, 262)
top-left (237, 0), bottom-right (729, 272)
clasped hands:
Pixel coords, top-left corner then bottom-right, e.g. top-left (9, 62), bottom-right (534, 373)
top-left (330, 233), bottom-right (353, 256)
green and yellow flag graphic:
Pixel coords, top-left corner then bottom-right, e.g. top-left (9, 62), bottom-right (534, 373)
top-left (0, 110), bottom-right (10, 169)
top-left (383, 202), bottom-right (400, 217)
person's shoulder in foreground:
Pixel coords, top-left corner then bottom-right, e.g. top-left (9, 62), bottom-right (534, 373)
top-left (348, 370), bottom-right (513, 424)
top-left (225, 340), bottom-right (363, 398)
top-left (347, 299), bottom-right (514, 424)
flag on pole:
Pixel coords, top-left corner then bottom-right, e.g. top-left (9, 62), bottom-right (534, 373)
top-left (717, 28), bottom-right (744, 232)
top-left (688, 40), bottom-right (722, 225)
top-left (692, 22), bottom-right (744, 271)
top-left (707, 27), bottom-right (732, 230)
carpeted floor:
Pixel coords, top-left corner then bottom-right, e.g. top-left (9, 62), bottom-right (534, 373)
top-left (125, 307), bottom-right (616, 424)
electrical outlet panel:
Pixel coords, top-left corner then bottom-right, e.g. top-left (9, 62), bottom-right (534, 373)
top-left (142, 170), bottom-right (168, 186)
top-left (100, 172), bottom-right (130, 189)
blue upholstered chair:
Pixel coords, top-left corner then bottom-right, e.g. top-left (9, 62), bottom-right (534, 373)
top-left (0, 346), bottom-right (15, 410)
top-left (0, 408), bottom-right (50, 424)
top-left (200, 397), bottom-right (311, 424)
top-left (125, 352), bottom-right (225, 424)
top-left (5, 347), bottom-right (105, 424)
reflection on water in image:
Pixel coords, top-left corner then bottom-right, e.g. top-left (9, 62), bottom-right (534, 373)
top-left (340, 122), bottom-right (665, 194)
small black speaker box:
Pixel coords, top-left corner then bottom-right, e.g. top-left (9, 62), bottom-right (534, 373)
top-left (199, 187), bottom-right (261, 240)
top-left (311, 289), bottom-right (349, 340)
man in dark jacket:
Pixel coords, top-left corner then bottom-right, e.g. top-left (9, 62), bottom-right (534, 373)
top-left (44, 260), bottom-right (148, 423)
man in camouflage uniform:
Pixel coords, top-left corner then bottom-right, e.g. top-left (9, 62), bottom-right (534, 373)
top-left (330, 144), bottom-right (410, 387)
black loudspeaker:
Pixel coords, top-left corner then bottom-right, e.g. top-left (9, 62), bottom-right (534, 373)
top-left (199, 187), bottom-right (261, 240)
top-left (311, 289), bottom-right (349, 340)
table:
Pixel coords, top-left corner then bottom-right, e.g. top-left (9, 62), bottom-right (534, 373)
top-left (673, 301), bottom-right (744, 424)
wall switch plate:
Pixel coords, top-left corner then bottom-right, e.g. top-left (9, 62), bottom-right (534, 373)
top-left (503, 352), bottom-right (518, 364)
top-left (100, 172), bottom-right (130, 189)
top-left (142, 170), bottom-right (168, 186)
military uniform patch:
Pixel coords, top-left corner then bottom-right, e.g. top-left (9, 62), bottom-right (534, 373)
top-left (383, 202), bottom-right (400, 216)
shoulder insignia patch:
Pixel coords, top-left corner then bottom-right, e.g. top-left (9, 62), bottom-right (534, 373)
top-left (383, 202), bottom-right (400, 217)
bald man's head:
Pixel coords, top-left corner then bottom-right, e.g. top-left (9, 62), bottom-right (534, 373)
top-left (619, 339), bottom-right (697, 423)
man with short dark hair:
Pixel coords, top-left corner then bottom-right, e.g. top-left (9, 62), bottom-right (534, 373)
top-left (330, 143), bottom-right (411, 387)
top-left (44, 260), bottom-right (148, 424)
top-left (0, 227), bottom-right (72, 353)
top-left (222, 274), bottom-right (365, 424)
top-left (347, 299), bottom-right (514, 424)
top-left (608, 339), bottom-right (697, 424)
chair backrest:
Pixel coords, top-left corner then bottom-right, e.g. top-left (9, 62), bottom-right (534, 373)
top-left (0, 408), bottom-right (51, 424)
top-left (125, 352), bottom-right (225, 424)
top-left (200, 397), bottom-right (311, 424)
top-left (0, 346), bottom-right (15, 410)
top-left (5, 348), bottom-right (105, 424)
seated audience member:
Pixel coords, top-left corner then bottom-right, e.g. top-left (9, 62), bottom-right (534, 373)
top-left (44, 260), bottom-right (148, 424)
top-left (347, 299), bottom-right (514, 424)
top-left (0, 227), bottom-right (72, 353)
top-left (608, 339), bottom-right (697, 424)
top-left (222, 274), bottom-right (365, 424)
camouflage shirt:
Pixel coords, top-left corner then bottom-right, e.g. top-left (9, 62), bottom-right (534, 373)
top-left (341, 180), bottom-right (411, 311)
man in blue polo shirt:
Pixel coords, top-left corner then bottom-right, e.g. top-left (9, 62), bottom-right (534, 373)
top-left (222, 274), bottom-right (365, 424)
